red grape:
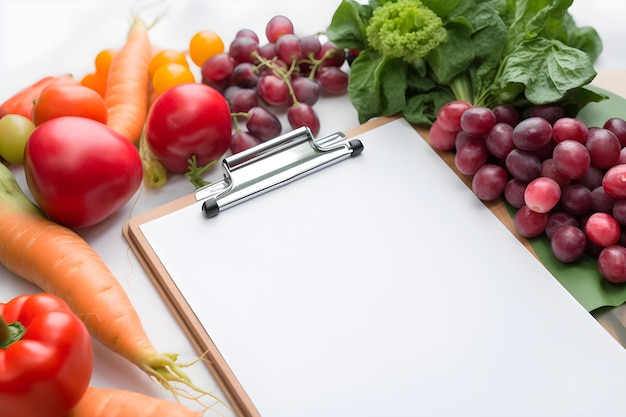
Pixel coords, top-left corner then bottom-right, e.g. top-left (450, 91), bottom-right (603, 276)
top-left (230, 130), bottom-right (262, 154)
top-left (602, 164), bottom-right (626, 199)
top-left (200, 53), bottom-right (234, 83)
top-left (585, 128), bottom-right (621, 169)
top-left (454, 137), bottom-right (488, 176)
top-left (591, 185), bottom-right (617, 213)
top-left (552, 140), bottom-right (590, 180)
top-left (529, 103), bottom-right (565, 124)
top-left (504, 178), bottom-right (528, 209)
top-left (287, 103), bottom-right (320, 136)
top-left (229, 36), bottom-right (259, 64)
top-left (545, 211), bottom-right (578, 240)
top-left (471, 164), bottom-right (508, 201)
top-left (505, 149), bottom-right (542, 182)
top-left (300, 35), bottom-right (322, 59)
top-left (550, 225), bottom-right (587, 263)
top-left (227, 87), bottom-right (258, 113)
top-left (246, 106), bottom-right (282, 141)
top-left (437, 100), bottom-right (472, 132)
top-left (552, 117), bottom-right (589, 144)
top-left (258, 42), bottom-right (277, 60)
top-left (598, 245), bottom-right (626, 283)
top-left (574, 165), bottom-right (603, 190)
top-left (232, 62), bottom-right (259, 88)
top-left (429, 120), bottom-right (458, 151)
top-left (514, 205), bottom-right (549, 237)
top-left (257, 74), bottom-right (290, 106)
top-left (603, 117), bottom-right (626, 147)
top-left (315, 66), bottom-right (349, 95)
top-left (613, 199), bottom-right (626, 226)
top-left (524, 177), bottom-right (561, 213)
top-left (291, 76), bottom-right (320, 106)
top-left (585, 212), bottom-right (621, 247)
top-left (317, 41), bottom-right (345, 67)
top-left (492, 104), bottom-right (520, 127)
top-left (485, 122), bottom-right (515, 160)
top-left (276, 33), bottom-right (304, 63)
top-left (266, 15), bottom-right (294, 43)
top-left (541, 158), bottom-right (570, 188)
top-left (559, 184), bottom-right (592, 216)
top-left (512, 116), bottom-right (553, 151)
top-left (460, 106), bottom-right (496, 136)
top-left (235, 28), bottom-right (259, 43)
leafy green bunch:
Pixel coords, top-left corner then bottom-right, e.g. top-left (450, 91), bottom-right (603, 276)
top-left (327, 0), bottom-right (605, 125)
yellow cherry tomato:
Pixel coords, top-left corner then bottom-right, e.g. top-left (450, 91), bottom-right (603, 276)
top-left (149, 49), bottom-right (189, 79)
top-left (189, 30), bottom-right (224, 67)
top-left (152, 63), bottom-right (196, 95)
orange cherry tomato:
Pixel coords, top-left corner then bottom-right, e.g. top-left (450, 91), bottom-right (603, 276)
top-left (152, 63), bottom-right (196, 95)
top-left (80, 72), bottom-right (108, 98)
top-left (149, 49), bottom-right (189, 79)
top-left (189, 30), bottom-right (224, 67)
top-left (94, 49), bottom-right (117, 74)
top-left (32, 83), bottom-right (108, 126)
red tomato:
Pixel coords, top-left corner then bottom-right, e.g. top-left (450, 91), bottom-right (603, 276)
top-left (146, 83), bottom-right (232, 173)
top-left (32, 83), bottom-right (108, 126)
top-left (0, 293), bottom-right (93, 417)
top-left (24, 116), bottom-right (142, 228)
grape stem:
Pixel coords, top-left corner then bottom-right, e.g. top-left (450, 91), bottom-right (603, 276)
top-left (251, 51), bottom-right (300, 106)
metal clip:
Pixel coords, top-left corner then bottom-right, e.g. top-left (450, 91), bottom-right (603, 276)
top-left (195, 126), bottom-right (363, 218)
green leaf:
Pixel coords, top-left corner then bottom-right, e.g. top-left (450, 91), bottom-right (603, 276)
top-left (348, 50), bottom-right (409, 123)
top-left (326, 0), bottom-right (370, 50)
top-left (505, 0), bottom-right (573, 52)
top-left (491, 37), bottom-right (596, 105)
top-left (421, 0), bottom-right (463, 19)
top-left (426, 23), bottom-right (475, 85)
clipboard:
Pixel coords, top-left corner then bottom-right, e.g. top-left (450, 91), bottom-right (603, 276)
top-left (124, 116), bottom-right (626, 417)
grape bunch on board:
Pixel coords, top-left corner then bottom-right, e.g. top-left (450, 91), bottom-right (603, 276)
top-left (197, 15), bottom-right (350, 154)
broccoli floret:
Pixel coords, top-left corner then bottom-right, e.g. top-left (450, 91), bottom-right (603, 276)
top-left (365, 0), bottom-right (446, 62)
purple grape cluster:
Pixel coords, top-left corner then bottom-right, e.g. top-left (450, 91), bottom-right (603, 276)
top-left (198, 15), bottom-right (350, 155)
top-left (431, 100), bottom-right (626, 283)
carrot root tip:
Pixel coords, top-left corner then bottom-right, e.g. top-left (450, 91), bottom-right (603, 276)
top-left (141, 353), bottom-right (227, 412)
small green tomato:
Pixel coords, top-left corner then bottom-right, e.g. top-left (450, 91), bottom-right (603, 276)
top-left (0, 114), bottom-right (36, 164)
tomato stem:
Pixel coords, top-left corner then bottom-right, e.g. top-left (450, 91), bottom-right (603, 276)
top-left (185, 155), bottom-right (216, 189)
top-left (0, 316), bottom-right (25, 349)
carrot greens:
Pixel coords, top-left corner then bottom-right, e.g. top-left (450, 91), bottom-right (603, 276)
top-left (327, 0), bottom-right (605, 125)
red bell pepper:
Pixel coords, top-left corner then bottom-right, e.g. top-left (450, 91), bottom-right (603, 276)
top-left (0, 293), bottom-right (93, 417)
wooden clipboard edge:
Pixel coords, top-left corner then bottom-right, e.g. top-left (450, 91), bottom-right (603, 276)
top-left (123, 194), bottom-right (258, 417)
top-left (122, 115), bottom-right (535, 417)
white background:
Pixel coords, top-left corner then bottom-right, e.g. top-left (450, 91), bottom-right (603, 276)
top-left (0, 1), bottom-right (625, 416)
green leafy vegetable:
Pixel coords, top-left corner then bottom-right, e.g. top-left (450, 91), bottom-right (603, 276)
top-left (327, 0), bottom-right (606, 125)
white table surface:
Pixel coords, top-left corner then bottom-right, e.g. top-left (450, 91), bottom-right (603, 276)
top-left (0, 1), bottom-right (625, 416)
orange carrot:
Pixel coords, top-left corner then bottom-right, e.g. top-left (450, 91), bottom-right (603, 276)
top-left (105, 17), bottom-right (153, 143)
top-left (0, 162), bottom-right (218, 404)
top-left (66, 387), bottom-right (202, 417)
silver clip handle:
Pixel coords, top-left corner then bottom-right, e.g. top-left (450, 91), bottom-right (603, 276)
top-left (195, 127), bottom-right (363, 218)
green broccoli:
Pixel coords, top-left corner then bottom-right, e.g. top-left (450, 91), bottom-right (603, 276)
top-left (365, 0), bottom-right (447, 62)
